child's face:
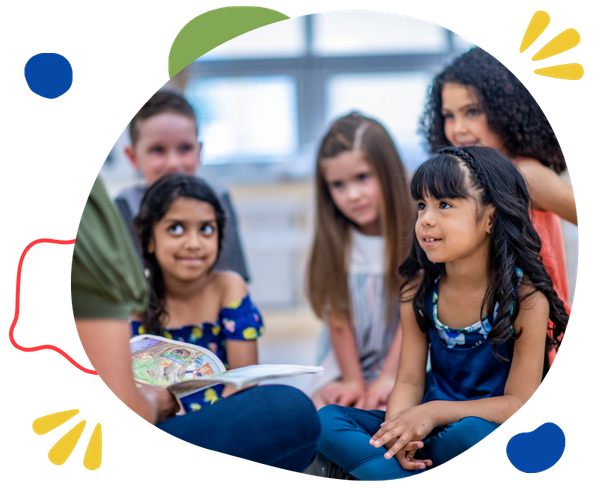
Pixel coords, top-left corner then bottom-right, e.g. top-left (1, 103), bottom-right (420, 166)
top-left (126, 112), bottom-right (202, 186)
top-left (441, 83), bottom-right (506, 155)
top-left (321, 149), bottom-right (382, 236)
top-left (415, 192), bottom-right (494, 265)
top-left (149, 197), bottom-right (219, 285)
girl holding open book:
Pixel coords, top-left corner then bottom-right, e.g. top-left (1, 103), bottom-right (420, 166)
top-left (72, 177), bottom-right (320, 471)
top-left (131, 174), bottom-right (264, 411)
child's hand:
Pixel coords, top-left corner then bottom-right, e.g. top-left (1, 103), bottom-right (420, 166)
top-left (320, 379), bottom-right (366, 408)
top-left (396, 444), bottom-right (433, 471)
top-left (139, 385), bottom-right (180, 424)
top-left (363, 374), bottom-right (396, 410)
top-left (369, 404), bottom-right (435, 460)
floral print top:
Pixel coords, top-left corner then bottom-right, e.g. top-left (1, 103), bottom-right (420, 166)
top-left (131, 294), bottom-right (264, 411)
top-left (432, 268), bottom-right (523, 349)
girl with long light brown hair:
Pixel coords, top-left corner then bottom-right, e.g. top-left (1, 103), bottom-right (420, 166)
top-left (307, 112), bottom-right (414, 410)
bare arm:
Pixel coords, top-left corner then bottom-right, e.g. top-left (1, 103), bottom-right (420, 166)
top-left (315, 313), bottom-right (366, 408)
top-left (76, 318), bottom-right (179, 424)
top-left (516, 159), bottom-right (577, 225)
top-left (384, 299), bottom-right (429, 420)
top-left (218, 271), bottom-right (260, 397)
top-left (222, 340), bottom-right (259, 398)
top-left (363, 315), bottom-right (403, 410)
top-left (330, 313), bottom-right (365, 384)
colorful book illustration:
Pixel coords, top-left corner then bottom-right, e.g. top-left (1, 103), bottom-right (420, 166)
top-left (130, 334), bottom-right (323, 398)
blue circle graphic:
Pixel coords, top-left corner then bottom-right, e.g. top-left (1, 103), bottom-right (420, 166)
top-left (24, 53), bottom-right (73, 99)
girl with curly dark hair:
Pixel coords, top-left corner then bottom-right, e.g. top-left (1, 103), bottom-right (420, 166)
top-left (317, 146), bottom-right (568, 480)
top-left (420, 47), bottom-right (575, 366)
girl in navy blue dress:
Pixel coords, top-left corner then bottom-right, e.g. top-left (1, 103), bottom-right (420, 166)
top-left (318, 146), bottom-right (569, 480)
top-left (132, 174), bottom-right (263, 411)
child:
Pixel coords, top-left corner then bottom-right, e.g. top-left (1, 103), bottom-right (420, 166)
top-left (420, 47), bottom-right (575, 365)
top-left (114, 90), bottom-right (250, 281)
top-left (131, 174), bottom-right (263, 411)
top-left (306, 112), bottom-right (414, 410)
top-left (72, 177), bottom-right (320, 471)
top-left (317, 146), bottom-right (569, 480)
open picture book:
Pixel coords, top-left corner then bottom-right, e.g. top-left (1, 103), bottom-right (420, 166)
top-left (130, 334), bottom-right (324, 398)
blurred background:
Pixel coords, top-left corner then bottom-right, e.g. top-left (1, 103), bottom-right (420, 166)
top-left (100, 11), bottom-right (578, 393)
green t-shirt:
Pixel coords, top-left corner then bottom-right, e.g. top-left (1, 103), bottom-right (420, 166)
top-left (71, 177), bottom-right (149, 319)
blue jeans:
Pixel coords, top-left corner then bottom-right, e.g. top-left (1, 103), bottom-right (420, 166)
top-left (318, 405), bottom-right (498, 480)
top-left (158, 385), bottom-right (321, 472)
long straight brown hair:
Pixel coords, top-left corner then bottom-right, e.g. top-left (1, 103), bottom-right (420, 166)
top-left (306, 112), bottom-right (415, 325)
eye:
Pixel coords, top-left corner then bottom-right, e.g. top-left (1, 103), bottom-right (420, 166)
top-left (417, 202), bottom-right (426, 211)
top-left (356, 172), bottom-right (370, 182)
top-left (439, 201), bottom-right (452, 209)
top-left (168, 224), bottom-right (184, 236)
top-left (179, 144), bottom-right (194, 153)
top-left (149, 146), bottom-right (164, 154)
top-left (201, 224), bottom-right (215, 236)
top-left (329, 181), bottom-right (344, 190)
top-left (442, 112), bottom-right (454, 120)
top-left (467, 108), bottom-right (481, 117)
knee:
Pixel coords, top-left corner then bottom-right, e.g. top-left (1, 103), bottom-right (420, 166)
top-left (317, 405), bottom-right (345, 432)
top-left (258, 385), bottom-right (321, 439)
top-left (423, 417), bottom-right (498, 467)
top-left (317, 405), bottom-right (346, 455)
top-left (454, 416), bottom-right (498, 435)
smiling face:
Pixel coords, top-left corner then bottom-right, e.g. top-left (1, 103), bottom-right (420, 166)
top-left (441, 82), bottom-right (506, 154)
top-left (415, 190), bottom-right (494, 265)
top-left (149, 197), bottom-right (219, 284)
top-left (321, 149), bottom-right (383, 236)
top-left (126, 112), bottom-right (202, 186)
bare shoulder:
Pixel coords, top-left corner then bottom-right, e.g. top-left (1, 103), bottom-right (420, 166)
top-left (213, 271), bottom-right (248, 307)
top-left (399, 271), bottom-right (424, 303)
top-left (515, 274), bottom-right (549, 334)
top-left (518, 273), bottom-right (549, 308)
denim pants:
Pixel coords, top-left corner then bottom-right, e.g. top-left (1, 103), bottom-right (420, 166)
top-left (158, 385), bottom-right (321, 472)
top-left (318, 405), bottom-right (498, 480)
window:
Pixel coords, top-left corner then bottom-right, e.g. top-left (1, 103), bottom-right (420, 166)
top-left (326, 71), bottom-right (433, 170)
top-left (186, 76), bottom-right (298, 165)
top-left (312, 11), bottom-right (448, 56)
top-left (200, 17), bottom-right (306, 60)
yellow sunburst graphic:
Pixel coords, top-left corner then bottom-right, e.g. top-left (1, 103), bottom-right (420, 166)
top-left (32, 409), bottom-right (102, 470)
top-left (520, 11), bottom-right (584, 80)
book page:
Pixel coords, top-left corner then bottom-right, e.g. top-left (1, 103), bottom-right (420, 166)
top-left (130, 334), bottom-right (225, 391)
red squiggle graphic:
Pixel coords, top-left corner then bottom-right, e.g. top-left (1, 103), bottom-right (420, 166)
top-left (6, 237), bottom-right (98, 377)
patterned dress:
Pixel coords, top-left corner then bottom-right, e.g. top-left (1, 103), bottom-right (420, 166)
top-left (131, 295), bottom-right (264, 411)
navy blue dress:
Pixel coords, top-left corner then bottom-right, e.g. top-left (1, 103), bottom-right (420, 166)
top-left (422, 270), bottom-right (522, 403)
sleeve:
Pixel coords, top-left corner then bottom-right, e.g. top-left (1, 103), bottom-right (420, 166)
top-left (219, 295), bottom-right (264, 341)
top-left (71, 177), bottom-right (149, 319)
top-left (113, 194), bottom-right (144, 265)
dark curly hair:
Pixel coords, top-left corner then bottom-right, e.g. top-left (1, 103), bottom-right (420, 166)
top-left (420, 47), bottom-right (566, 173)
top-left (399, 146), bottom-right (568, 360)
top-left (134, 174), bottom-right (226, 335)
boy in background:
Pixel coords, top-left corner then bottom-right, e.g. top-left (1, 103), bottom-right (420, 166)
top-left (114, 90), bottom-right (250, 281)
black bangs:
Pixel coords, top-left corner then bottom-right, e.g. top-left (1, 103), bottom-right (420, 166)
top-left (410, 154), bottom-right (470, 202)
